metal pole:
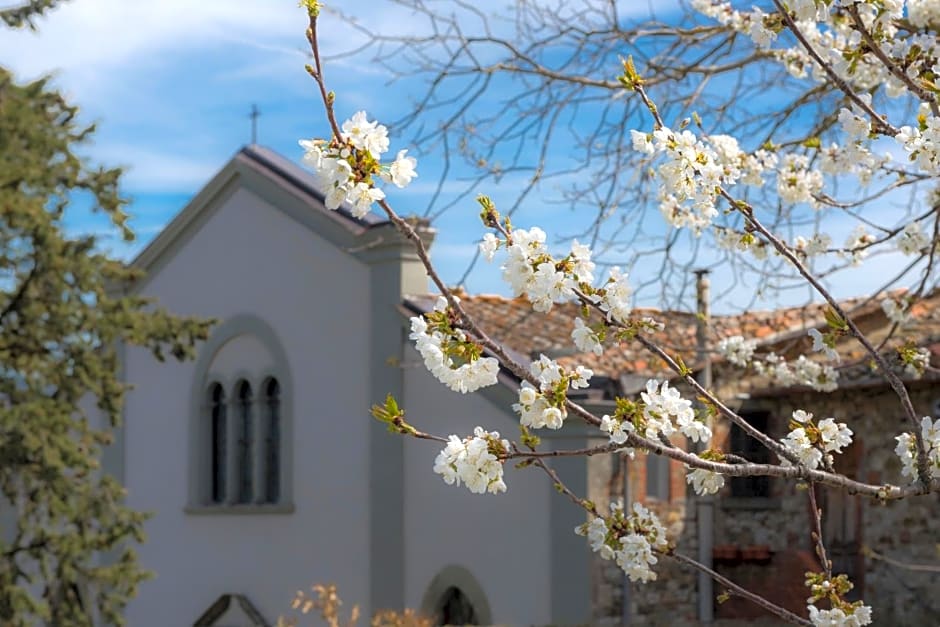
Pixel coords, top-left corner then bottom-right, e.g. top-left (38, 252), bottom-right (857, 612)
top-left (693, 269), bottom-right (715, 623)
top-left (621, 452), bottom-right (632, 625)
top-left (249, 104), bottom-right (260, 145)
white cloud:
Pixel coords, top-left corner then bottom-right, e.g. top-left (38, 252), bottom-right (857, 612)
top-left (0, 1), bottom-right (430, 132)
top-left (1, 0), bottom-right (690, 264)
top-left (93, 143), bottom-right (218, 193)
top-left (2, 1), bottom-right (298, 78)
top-left (1, 1), bottom-right (425, 81)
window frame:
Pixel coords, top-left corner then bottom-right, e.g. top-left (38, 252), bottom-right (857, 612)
top-left (262, 376), bottom-right (281, 505)
top-left (186, 314), bottom-right (294, 515)
top-left (645, 452), bottom-right (671, 502)
top-left (234, 379), bottom-right (255, 504)
top-left (208, 382), bottom-right (227, 505)
top-left (728, 410), bottom-right (773, 500)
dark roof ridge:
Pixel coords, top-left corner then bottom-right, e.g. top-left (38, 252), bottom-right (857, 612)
top-left (240, 144), bottom-right (389, 229)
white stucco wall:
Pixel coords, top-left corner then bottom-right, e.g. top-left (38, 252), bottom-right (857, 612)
top-left (121, 186), bottom-right (372, 626)
top-left (207, 334), bottom-right (275, 379)
top-left (402, 357), bottom-right (553, 626)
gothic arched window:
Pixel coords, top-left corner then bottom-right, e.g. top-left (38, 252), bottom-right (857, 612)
top-left (209, 383), bottom-right (227, 504)
top-left (235, 380), bottom-right (254, 504)
top-left (188, 315), bottom-right (294, 513)
top-left (436, 586), bottom-right (478, 626)
top-left (263, 377), bottom-right (281, 504)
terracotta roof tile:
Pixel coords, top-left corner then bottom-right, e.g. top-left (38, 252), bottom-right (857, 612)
top-left (402, 289), bottom-right (940, 393)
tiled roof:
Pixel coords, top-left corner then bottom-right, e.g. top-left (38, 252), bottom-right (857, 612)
top-left (402, 289), bottom-right (940, 393)
top-left (759, 290), bottom-right (940, 391)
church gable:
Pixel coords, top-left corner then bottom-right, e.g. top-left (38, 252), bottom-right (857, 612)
top-left (123, 152), bottom-right (383, 336)
top-left (116, 145), bottom-right (450, 626)
top-left (130, 145), bottom-right (386, 296)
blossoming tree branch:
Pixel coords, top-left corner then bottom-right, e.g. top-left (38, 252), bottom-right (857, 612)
top-left (297, 1), bottom-right (940, 625)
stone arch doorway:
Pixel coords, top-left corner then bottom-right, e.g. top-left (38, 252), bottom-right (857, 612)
top-left (420, 565), bottom-right (492, 626)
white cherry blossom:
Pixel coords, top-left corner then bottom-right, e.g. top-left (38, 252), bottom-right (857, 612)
top-left (576, 502), bottom-right (668, 583)
top-left (807, 604), bottom-right (873, 627)
top-left (386, 149), bottom-right (417, 188)
top-left (600, 414), bottom-right (635, 449)
top-left (686, 467), bottom-right (725, 496)
top-left (433, 427), bottom-right (509, 495)
top-left (641, 380), bottom-right (712, 443)
top-left (300, 111), bottom-right (419, 217)
top-left (718, 335), bottom-right (756, 367)
top-left (409, 315), bottom-right (499, 394)
top-left (781, 410), bottom-right (853, 470)
top-left (572, 318), bottom-right (603, 356)
top-left (896, 416), bottom-right (940, 482)
top-left (600, 267), bottom-right (632, 323)
top-left (881, 298), bottom-right (910, 325)
top-left (895, 222), bottom-right (929, 256)
top-left (807, 328), bottom-right (839, 361)
top-left (479, 233), bottom-right (499, 261)
top-left (341, 110), bottom-right (389, 155)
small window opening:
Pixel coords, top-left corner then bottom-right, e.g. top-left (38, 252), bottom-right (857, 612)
top-left (236, 380), bottom-right (254, 504)
top-left (209, 383), bottom-right (227, 504)
top-left (436, 586), bottom-right (478, 626)
top-left (263, 377), bottom-right (281, 504)
top-left (730, 411), bottom-right (771, 498)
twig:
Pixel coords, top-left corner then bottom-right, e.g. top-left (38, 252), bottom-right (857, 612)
top-left (808, 485), bottom-right (832, 578)
top-left (530, 446), bottom-right (811, 625)
top-left (723, 189), bottom-right (932, 488)
top-left (670, 552), bottom-right (812, 625)
top-left (863, 546), bottom-right (940, 574)
top-left (306, 13), bottom-right (343, 140)
top-left (569, 284), bottom-right (796, 463)
top-left (845, 4), bottom-right (939, 116)
top-left (770, 0), bottom-right (897, 136)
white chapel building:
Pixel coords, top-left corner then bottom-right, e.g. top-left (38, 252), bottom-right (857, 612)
top-left (107, 146), bottom-right (592, 626)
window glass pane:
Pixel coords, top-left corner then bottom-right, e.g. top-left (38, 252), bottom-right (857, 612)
top-left (265, 378), bottom-right (280, 504)
top-left (236, 381), bottom-right (253, 503)
top-left (730, 411), bottom-right (771, 498)
top-left (646, 454), bottom-right (670, 501)
top-left (210, 384), bottom-right (226, 504)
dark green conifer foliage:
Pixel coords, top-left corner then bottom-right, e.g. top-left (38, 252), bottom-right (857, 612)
top-left (1, 3), bottom-right (214, 623)
top-left (1, 0), bottom-right (69, 30)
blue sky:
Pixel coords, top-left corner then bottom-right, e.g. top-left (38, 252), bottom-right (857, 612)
top-left (1, 1), bottom-right (710, 284)
top-left (3, 1), bottom-right (575, 293)
top-left (2, 0), bottom-right (922, 313)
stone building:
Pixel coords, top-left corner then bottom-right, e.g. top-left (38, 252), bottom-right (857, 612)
top-left (451, 290), bottom-right (940, 625)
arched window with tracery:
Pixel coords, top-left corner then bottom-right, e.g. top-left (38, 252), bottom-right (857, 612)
top-left (235, 380), bottom-right (254, 504)
top-left (188, 315), bottom-right (294, 513)
top-left (263, 377), bottom-right (281, 504)
top-left (209, 383), bottom-right (227, 504)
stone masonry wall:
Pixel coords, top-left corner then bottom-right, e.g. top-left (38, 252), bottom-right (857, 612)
top-left (587, 437), bottom-right (698, 625)
top-left (711, 382), bottom-right (940, 625)
top-left (586, 378), bottom-right (940, 625)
